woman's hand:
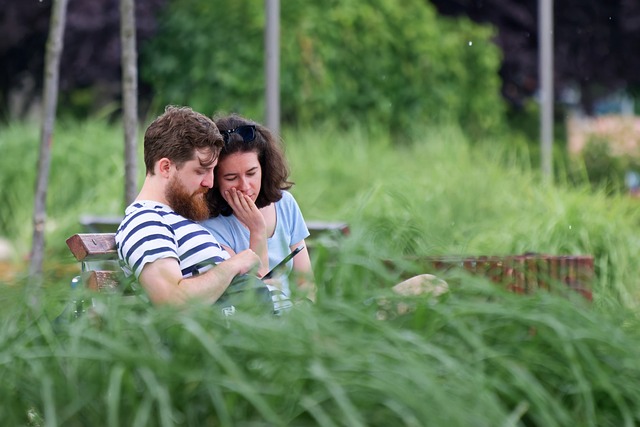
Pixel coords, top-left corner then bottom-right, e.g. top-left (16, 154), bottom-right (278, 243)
top-left (224, 187), bottom-right (269, 277)
top-left (224, 188), bottom-right (266, 235)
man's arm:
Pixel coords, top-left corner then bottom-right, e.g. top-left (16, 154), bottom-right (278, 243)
top-left (138, 249), bottom-right (260, 305)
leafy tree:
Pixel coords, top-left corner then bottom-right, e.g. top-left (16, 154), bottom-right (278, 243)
top-left (142, 0), bottom-right (506, 136)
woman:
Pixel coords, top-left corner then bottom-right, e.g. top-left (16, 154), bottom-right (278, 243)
top-left (202, 114), bottom-right (315, 304)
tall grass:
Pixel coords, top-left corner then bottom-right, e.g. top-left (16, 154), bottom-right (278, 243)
top-left (2, 118), bottom-right (640, 425)
top-left (285, 123), bottom-right (640, 306)
top-left (3, 271), bottom-right (640, 426)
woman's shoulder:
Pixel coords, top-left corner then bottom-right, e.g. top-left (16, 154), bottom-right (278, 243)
top-left (279, 189), bottom-right (292, 198)
top-left (278, 190), bottom-right (298, 205)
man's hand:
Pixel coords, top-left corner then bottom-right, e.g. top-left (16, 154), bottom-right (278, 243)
top-left (229, 248), bottom-right (262, 276)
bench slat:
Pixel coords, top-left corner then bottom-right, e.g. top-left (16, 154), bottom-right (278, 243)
top-left (307, 221), bottom-right (350, 237)
top-left (66, 233), bottom-right (117, 262)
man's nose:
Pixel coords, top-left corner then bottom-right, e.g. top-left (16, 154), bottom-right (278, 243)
top-left (202, 170), bottom-right (214, 188)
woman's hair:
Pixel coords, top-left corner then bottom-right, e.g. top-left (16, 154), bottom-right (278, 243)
top-left (206, 114), bottom-right (293, 217)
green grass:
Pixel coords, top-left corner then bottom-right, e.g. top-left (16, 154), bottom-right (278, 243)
top-left (2, 118), bottom-right (640, 425)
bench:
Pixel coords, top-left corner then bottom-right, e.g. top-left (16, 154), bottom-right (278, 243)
top-left (67, 231), bottom-right (595, 305)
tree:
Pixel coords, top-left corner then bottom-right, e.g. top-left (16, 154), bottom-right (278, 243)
top-left (0, 0), bottom-right (165, 120)
top-left (428, 0), bottom-right (640, 114)
top-left (29, 0), bottom-right (69, 278)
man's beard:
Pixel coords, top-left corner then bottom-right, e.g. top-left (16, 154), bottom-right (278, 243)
top-left (166, 176), bottom-right (210, 221)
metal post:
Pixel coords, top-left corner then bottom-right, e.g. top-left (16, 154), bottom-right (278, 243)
top-left (265, 0), bottom-right (280, 135)
top-left (539, 0), bottom-right (554, 180)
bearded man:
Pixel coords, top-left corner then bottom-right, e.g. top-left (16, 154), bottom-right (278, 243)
top-left (115, 106), bottom-right (261, 305)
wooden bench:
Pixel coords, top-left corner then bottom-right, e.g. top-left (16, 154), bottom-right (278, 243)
top-left (67, 216), bottom-right (595, 300)
top-left (67, 223), bottom-right (593, 301)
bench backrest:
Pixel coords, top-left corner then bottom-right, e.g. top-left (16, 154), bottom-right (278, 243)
top-left (66, 228), bottom-right (593, 300)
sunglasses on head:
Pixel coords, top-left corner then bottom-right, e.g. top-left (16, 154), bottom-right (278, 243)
top-left (221, 125), bottom-right (256, 144)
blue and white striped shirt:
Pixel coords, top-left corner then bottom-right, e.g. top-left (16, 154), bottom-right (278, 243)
top-left (116, 201), bottom-right (230, 279)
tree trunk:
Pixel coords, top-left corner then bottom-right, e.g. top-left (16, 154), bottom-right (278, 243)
top-left (120, 0), bottom-right (138, 206)
top-left (29, 0), bottom-right (69, 279)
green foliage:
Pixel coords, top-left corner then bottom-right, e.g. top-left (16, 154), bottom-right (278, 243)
top-left (568, 136), bottom-right (627, 194)
top-left (141, 0), bottom-right (505, 136)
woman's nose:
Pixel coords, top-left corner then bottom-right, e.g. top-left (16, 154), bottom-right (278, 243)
top-left (238, 177), bottom-right (250, 191)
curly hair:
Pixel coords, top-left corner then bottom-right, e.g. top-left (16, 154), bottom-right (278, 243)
top-left (206, 114), bottom-right (293, 217)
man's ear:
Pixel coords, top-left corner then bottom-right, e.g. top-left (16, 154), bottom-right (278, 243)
top-left (157, 158), bottom-right (173, 178)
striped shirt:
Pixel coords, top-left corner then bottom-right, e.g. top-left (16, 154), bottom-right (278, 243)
top-left (115, 201), bottom-right (230, 279)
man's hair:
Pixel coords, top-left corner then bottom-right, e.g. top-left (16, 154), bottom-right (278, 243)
top-left (206, 114), bottom-right (293, 217)
top-left (143, 105), bottom-right (224, 175)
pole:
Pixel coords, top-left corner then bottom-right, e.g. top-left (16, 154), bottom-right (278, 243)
top-left (265, 0), bottom-right (280, 136)
top-left (539, 0), bottom-right (554, 180)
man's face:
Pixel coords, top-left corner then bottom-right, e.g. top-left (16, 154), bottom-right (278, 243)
top-left (165, 150), bottom-right (217, 221)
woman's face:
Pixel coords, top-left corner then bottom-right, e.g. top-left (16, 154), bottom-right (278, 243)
top-left (215, 151), bottom-right (262, 202)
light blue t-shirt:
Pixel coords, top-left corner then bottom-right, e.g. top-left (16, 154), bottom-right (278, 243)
top-left (201, 191), bottom-right (309, 296)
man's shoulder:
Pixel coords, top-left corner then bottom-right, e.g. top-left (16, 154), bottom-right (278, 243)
top-left (119, 201), bottom-right (174, 228)
top-left (116, 201), bottom-right (177, 246)
top-left (124, 200), bottom-right (172, 217)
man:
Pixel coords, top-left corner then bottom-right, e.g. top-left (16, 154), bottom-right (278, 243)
top-left (115, 106), bottom-right (261, 305)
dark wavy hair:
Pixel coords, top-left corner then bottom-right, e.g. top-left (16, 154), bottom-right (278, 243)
top-left (206, 114), bottom-right (293, 217)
